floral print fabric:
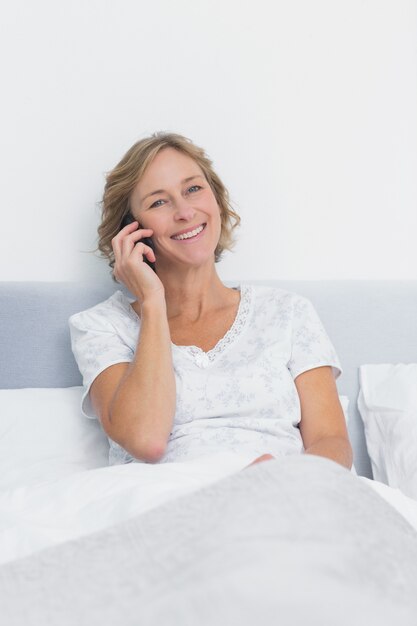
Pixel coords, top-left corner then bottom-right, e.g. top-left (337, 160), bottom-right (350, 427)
top-left (69, 283), bottom-right (342, 465)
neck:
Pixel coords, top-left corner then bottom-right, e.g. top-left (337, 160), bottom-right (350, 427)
top-left (156, 263), bottom-right (236, 323)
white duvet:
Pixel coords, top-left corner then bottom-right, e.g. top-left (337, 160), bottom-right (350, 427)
top-left (1, 452), bottom-right (417, 566)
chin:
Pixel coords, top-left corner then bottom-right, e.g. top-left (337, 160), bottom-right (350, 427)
top-left (181, 253), bottom-right (216, 268)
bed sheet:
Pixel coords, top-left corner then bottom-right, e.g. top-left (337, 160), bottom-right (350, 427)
top-left (0, 451), bottom-right (416, 566)
top-left (1, 454), bottom-right (417, 626)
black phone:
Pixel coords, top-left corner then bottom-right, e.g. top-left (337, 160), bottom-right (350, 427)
top-left (120, 213), bottom-right (156, 272)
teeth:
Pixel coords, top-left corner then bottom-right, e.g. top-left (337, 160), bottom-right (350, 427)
top-left (172, 224), bottom-right (204, 240)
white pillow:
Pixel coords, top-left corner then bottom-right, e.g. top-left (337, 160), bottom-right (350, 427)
top-left (0, 388), bottom-right (354, 491)
top-left (0, 387), bottom-right (109, 491)
top-left (358, 364), bottom-right (417, 500)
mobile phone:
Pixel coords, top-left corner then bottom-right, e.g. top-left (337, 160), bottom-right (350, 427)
top-left (120, 213), bottom-right (156, 272)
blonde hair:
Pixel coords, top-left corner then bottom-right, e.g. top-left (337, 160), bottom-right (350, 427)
top-left (96, 131), bottom-right (241, 280)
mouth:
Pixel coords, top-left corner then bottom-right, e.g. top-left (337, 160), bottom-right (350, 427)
top-left (171, 223), bottom-right (207, 241)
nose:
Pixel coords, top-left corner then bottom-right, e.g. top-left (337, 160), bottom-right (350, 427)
top-left (172, 195), bottom-right (196, 221)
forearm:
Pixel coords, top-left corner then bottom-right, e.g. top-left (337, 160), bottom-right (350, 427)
top-left (110, 296), bottom-right (176, 461)
top-left (303, 436), bottom-right (353, 470)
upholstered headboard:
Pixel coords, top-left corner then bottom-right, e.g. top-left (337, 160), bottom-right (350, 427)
top-left (1, 280), bottom-right (417, 479)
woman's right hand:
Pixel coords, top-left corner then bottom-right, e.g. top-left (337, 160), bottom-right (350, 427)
top-left (111, 220), bottom-right (165, 303)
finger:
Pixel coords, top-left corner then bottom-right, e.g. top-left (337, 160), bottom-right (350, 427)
top-left (113, 219), bottom-right (138, 247)
top-left (113, 220), bottom-right (151, 250)
top-left (119, 219), bottom-right (139, 233)
top-left (120, 229), bottom-right (153, 260)
top-left (129, 228), bottom-right (154, 242)
top-left (144, 245), bottom-right (156, 263)
top-left (112, 222), bottom-right (137, 259)
top-left (119, 227), bottom-right (153, 248)
top-left (131, 241), bottom-right (156, 264)
top-left (111, 234), bottom-right (123, 265)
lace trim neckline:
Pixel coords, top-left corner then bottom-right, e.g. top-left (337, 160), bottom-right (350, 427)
top-left (179, 283), bottom-right (252, 361)
top-left (119, 283), bottom-right (252, 362)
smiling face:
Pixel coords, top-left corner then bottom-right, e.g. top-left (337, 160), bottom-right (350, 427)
top-left (129, 147), bottom-right (222, 269)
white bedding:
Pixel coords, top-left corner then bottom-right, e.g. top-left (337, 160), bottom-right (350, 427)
top-left (1, 451), bottom-right (416, 566)
top-left (358, 363), bottom-right (417, 499)
top-left (1, 454), bottom-right (417, 626)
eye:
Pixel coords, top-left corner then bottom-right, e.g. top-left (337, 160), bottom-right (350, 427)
top-left (187, 185), bottom-right (202, 193)
top-left (149, 199), bottom-right (165, 209)
top-left (149, 185), bottom-right (202, 209)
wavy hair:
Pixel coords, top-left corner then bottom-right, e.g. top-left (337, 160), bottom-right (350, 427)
top-left (96, 131), bottom-right (241, 281)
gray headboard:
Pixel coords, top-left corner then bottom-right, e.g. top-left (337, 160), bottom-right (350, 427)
top-left (1, 280), bottom-right (417, 479)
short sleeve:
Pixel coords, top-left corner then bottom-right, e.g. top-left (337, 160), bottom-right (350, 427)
top-left (287, 294), bottom-right (342, 381)
top-left (69, 306), bottom-right (134, 419)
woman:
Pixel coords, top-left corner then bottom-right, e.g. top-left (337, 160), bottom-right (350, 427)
top-left (69, 131), bottom-right (353, 471)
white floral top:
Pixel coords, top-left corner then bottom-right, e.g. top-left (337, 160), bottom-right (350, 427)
top-left (68, 283), bottom-right (342, 465)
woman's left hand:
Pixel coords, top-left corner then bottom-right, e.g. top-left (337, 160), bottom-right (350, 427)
top-left (244, 454), bottom-right (275, 469)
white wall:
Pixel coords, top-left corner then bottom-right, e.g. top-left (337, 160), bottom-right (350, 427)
top-left (1, 0), bottom-right (416, 284)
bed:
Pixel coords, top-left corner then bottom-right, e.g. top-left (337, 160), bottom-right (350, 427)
top-left (1, 279), bottom-right (417, 624)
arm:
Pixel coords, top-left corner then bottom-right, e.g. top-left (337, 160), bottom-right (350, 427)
top-left (103, 295), bottom-right (176, 462)
top-left (295, 366), bottom-right (353, 470)
top-left (90, 221), bottom-right (176, 463)
top-left (90, 294), bottom-right (175, 463)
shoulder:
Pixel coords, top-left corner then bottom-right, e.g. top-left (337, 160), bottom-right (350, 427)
top-left (68, 290), bottom-right (135, 331)
top-left (247, 283), bottom-right (309, 316)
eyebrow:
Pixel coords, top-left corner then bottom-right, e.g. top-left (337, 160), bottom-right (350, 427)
top-left (141, 175), bottom-right (205, 204)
